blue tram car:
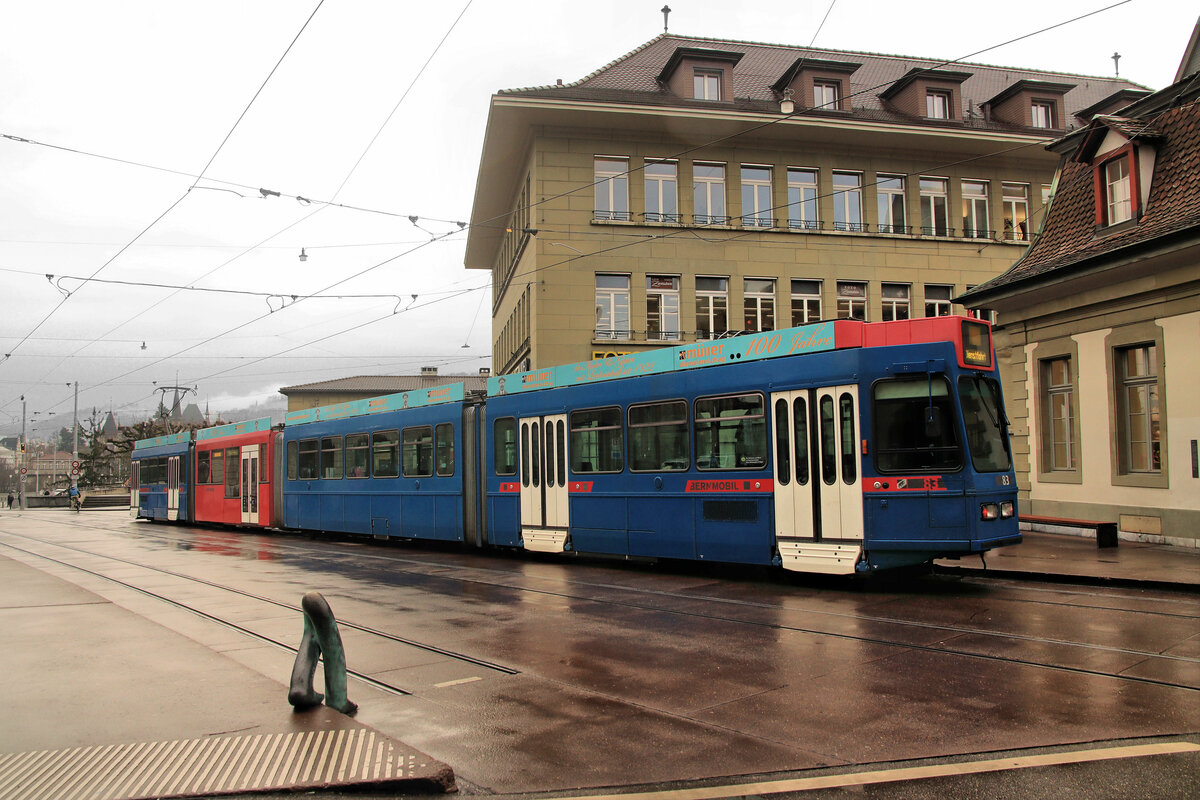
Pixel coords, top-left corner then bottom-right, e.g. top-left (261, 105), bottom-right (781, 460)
top-left (482, 316), bottom-right (1017, 574)
top-left (130, 431), bottom-right (193, 522)
top-left (279, 385), bottom-right (482, 545)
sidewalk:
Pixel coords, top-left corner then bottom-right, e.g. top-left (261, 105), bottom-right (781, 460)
top-left (0, 551), bottom-right (454, 800)
top-left (936, 530), bottom-right (1200, 589)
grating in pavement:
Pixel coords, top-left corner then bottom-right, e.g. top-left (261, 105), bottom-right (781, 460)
top-left (0, 728), bottom-right (441, 800)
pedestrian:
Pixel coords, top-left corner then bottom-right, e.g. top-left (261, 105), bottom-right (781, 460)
top-left (5, 492), bottom-right (12, 509)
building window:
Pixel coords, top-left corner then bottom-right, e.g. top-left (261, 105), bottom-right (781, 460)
top-left (696, 277), bottom-right (728, 339)
top-left (1031, 100), bottom-right (1055, 129)
top-left (743, 278), bottom-right (775, 333)
top-left (595, 274), bottom-right (630, 340)
top-left (962, 180), bottom-right (990, 238)
top-left (926, 90), bottom-right (951, 119)
top-left (924, 285), bottom-right (953, 317)
top-left (1002, 183), bottom-right (1030, 241)
top-left (647, 276), bottom-right (681, 341)
top-left (787, 168), bottom-right (819, 229)
top-left (832, 172), bottom-right (864, 231)
top-left (740, 165), bottom-right (773, 227)
top-left (1117, 344), bottom-right (1160, 473)
top-left (1104, 157), bottom-right (1132, 225)
top-left (881, 283), bottom-right (910, 321)
top-left (1042, 358), bottom-right (1075, 471)
top-left (877, 174), bottom-right (906, 233)
top-left (693, 163), bottom-right (727, 224)
top-left (644, 160), bottom-right (679, 223)
top-left (813, 81), bottom-right (840, 110)
top-left (837, 281), bottom-right (867, 320)
top-left (594, 157), bottom-right (629, 221)
top-left (694, 69), bottom-right (722, 101)
top-left (791, 279), bottom-right (822, 325)
top-left (921, 178), bottom-right (949, 236)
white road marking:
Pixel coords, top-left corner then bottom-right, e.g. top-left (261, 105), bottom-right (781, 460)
top-left (433, 676), bottom-right (483, 688)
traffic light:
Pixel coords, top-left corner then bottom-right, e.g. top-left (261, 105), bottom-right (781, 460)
top-left (18, 441), bottom-right (25, 454)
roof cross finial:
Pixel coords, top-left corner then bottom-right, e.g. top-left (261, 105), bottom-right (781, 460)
top-left (1112, 51), bottom-right (1121, 77)
top-left (662, 5), bottom-right (671, 33)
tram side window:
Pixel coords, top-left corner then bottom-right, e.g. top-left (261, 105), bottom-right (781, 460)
top-left (872, 376), bottom-right (962, 472)
top-left (287, 441), bottom-right (298, 481)
top-left (197, 450), bottom-right (211, 484)
top-left (435, 423), bottom-right (455, 476)
top-left (225, 447), bottom-right (240, 497)
top-left (211, 448), bottom-right (225, 485)
top-left (297, 438), bottom-right (320, 480)
top-left (372, 430), bottom-right (399, 478)
top-left (629, 401), bottom-right (689, 471)
top-left (320, 437), bottom-right (343, 480)
top-left (345, 434), bottom-right (369, 478)
top-left (840, 393), bottom-right (857, 484)
top-left (695, 393), bottom-right (766, 470)
top-left (570, 407), bottom-right (624, 473)
top-left (494, 418), bottom-right (517, 476)
top-left (402, 426), bottom-right (433, 477)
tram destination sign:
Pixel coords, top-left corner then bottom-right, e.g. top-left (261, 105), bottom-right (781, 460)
top-left (488, 321), bottom-right (838, 396)
top-left (285, 382), bottom-right (467, 426)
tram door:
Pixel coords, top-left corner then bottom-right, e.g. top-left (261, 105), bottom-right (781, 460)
top-left (167, 456), bottom-right (180, 521)
top-left (240, 445), bottom-right (259, 525)
top-left (129, 461), bottom-right (140, 518)
top-left (519, 415), bottom-right (569, 552)
top-left (770, 385), bottom-right (863, 574)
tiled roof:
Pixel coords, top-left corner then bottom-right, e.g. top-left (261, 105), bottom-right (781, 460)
top-left (962, 82), bottom-right (1200, 298)
top-left (500, 34), bottom-right (1145, 130)
top-left (279, 374), bottom-right (489, 395)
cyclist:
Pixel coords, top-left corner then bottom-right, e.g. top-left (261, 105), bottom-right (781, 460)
top-left (68, 483), bottom-right (81, 512)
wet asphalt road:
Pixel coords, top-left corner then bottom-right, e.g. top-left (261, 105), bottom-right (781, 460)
top-left (2, 511), bottom-right (1198, 797)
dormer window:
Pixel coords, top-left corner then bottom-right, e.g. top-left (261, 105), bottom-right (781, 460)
top-left (926, 90), bottom-right (951, 119)
top-left (1104, 157), bottom-right (1132, 224)
top-left (1032, 100), bottom-right (1055, 129)
top-left (694, 70), bottom-right (722, 101)
top-left (813, 81), bottom-right (840, 110)
top-left (657, 46), bottom-right (743, 103)
top-left (771, 57), bottom-right (860, 113)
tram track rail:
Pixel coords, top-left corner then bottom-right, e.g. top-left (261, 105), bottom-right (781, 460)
top-left (3, 516), bottom-right (1197, 695)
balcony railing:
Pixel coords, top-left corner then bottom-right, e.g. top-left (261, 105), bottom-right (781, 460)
top-left (693, 214), bottom-right (730, 226)
top-left (788, 218), bottom-right (821, 230)
top-left (740, 216), bottom-right (774, 228)
top-left (832, 221), bottom-right (868, 232)
top-left (593, 210), bottom-right (632, 221)
top-left (594, 328), bottom-right (634, 341)
top-left (643, 211), bottom-right (681, 224)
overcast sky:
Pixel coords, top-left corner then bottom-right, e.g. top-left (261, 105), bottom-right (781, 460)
top-left (2, 0), bottom-right (1193, 439)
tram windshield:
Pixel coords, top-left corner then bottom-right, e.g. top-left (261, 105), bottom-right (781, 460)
top-left (958, 376), bottom-right (1012, 473)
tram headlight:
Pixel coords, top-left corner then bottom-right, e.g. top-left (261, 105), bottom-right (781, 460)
top-left (1000, 501), bottom-right (1014, 519)
top-left (980, 503), bottom-right (1000, 521)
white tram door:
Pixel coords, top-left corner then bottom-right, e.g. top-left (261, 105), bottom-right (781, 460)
top-left (240, 445), bottom-right (260, 525)
top-left (130, 461), bottom-right (140, 518)
top-left (771, 385), bottom-right (863, 574)
top-left (167, 456), bottom-right (180, 521)
top-left (519, 415), bottom-right (570, 552)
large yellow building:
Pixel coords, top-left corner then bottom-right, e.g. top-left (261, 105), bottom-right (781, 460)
top-left (466, 34), bottom-right (1144, 374)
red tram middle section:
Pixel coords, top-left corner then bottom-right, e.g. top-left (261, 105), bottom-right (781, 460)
top-left (193, 417), bottom-right (279, 528)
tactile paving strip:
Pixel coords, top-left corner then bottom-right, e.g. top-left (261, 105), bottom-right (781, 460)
top-left (0, 728), bottom-right (434, 800)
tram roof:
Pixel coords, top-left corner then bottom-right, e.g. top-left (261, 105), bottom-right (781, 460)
top-left (487, 317), bottom-right (984, 397)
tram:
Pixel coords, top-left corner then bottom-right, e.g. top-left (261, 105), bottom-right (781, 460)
top-left (130, 316), bottom-right (1019, 574)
